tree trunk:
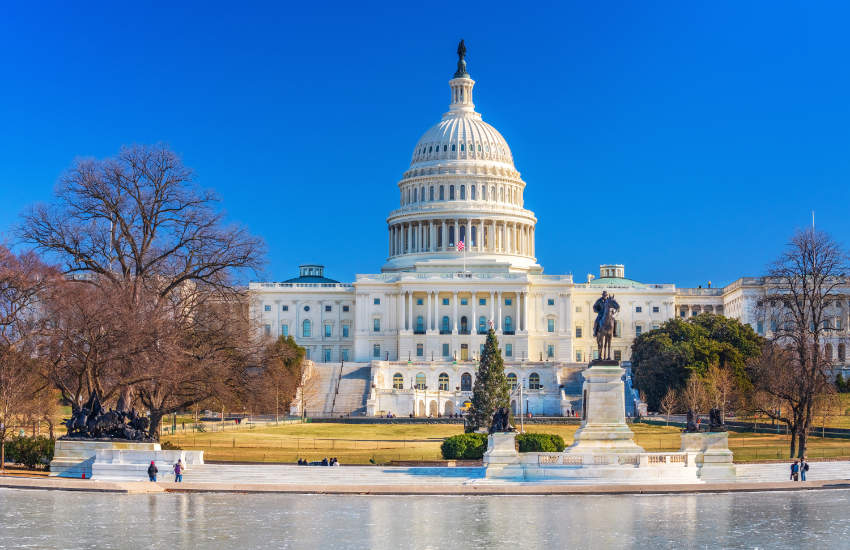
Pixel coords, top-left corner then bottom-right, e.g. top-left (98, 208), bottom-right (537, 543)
top-left (149, 411), bottom-right (163, 441)
top-left (797, 426), bottom-right (809, 459)
top-left (1, 433), bottom-right (5, 473)
top-left (789, 427), bottom-right (797, 459)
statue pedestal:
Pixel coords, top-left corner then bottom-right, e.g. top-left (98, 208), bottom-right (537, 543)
top-left (483, 432), bottom-right (521, 478)
top-left (50, 439), bottom-right (204, 480)
top-left (50, 439), bottom-right (160, 478)
top-left (567, 361), bottom-right (644, 454)
top-left (680, 431), bottom-right (736, 482)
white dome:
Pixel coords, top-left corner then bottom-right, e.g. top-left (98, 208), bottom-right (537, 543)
top-left (410, 115), bottom-right (514, 167)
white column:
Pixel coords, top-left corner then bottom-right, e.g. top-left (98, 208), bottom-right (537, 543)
top-left (434, 290), bottom-right (439, 331)
top-left (452, 291), bottom-right (459, 334)
top-left (479, 220), bottom-right (484, 252)
top-left (524, 290), bottom-right (530, 332)
top-left (531, 227), bottom-right (535, 256)
top-left (560, 293), bottom-right (567, 334)
top-left (489, 291), bottom-right (495, 327)
top-left (453, 219), bottom-right (459, 247)
top-left (466, 219), bottom-right (471, 247)
top-left (396, 292), bottom-right (404, 333)
top-left (496, 291), bottom-right (502, 333)
top-left (427, 291), bottom-right (432, 332)
top-left (407, 291), bottom-right (413, 330)
top-left (430, 221), bottom-right (435, 252)
top-left (472, 292), bottom-right (478, 334)
top-left (441, 220), bottom-right (447, 250)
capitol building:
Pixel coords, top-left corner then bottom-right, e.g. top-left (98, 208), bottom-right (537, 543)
top-left (249, 46), bottom-right (844, 418)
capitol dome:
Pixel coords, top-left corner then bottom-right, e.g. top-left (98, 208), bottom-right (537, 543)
top-left (383, 43), bottom-right (539, 274)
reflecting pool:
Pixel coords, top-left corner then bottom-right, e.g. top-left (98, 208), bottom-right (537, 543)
top-left (1, 488), bottom-right (848, 549)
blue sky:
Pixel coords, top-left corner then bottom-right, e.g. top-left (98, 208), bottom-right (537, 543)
top-left (2, 1), bottom-right (849, 287)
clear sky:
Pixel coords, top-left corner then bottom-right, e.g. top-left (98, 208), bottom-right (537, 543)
top-left (2, 1), bottom-right (849, 287)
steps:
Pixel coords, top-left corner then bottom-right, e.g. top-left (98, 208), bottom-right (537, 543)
top-left (734, 461), bottom-right (850, 483)
top-left (302, 363), bottom-right (342, 417)
top-left (331, 365), bottom-right (371, 416)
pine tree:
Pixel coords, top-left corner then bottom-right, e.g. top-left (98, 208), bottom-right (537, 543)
top-left (466, 327), bottom-right (511, 432)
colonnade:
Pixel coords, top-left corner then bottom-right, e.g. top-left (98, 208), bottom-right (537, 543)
top-left (396, 289), bottom-right (531, 334)
top-left (388, 219), bottom-right (535, 257)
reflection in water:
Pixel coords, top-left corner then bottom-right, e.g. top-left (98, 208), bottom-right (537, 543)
top-left (1, 488), bottom-right (848, 549)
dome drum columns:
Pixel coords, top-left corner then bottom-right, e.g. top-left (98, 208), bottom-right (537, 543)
top-left (388, 219), bottom-right (535, 258)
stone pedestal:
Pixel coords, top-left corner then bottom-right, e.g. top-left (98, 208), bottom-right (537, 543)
top-left (567, 361), bottom-right (644, 454)
top-left (50, 440), bottom-right (160, 478)
top-left (50, 439), bottom-right (204, 480)
top-left (483, 432), bottom-right (521, 478)
top-left (680, 431), bottom-right (736, 482)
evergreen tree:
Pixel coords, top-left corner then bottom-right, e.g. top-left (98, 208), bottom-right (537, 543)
top-left (466, 327), bottom-right (511, 432)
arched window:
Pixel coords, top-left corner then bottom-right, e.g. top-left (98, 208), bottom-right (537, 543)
top-left (460, 316), bottom-right (468, 334)
top-left (500, 187), bottom-right (505, 202)
top-left (429, 186), bottom-right (434, 201)
top-left (449, 185), bottom-right (455, 200)
top-left (439, 186), bottom-right (445, 200)
top-left (504, 316), bottom-right (513, 333)
top-left (416, 315), bottom-right (424, 333)
top-left (442, 316), bottom-right (451, 334)
top-left (478, 316), bottom-right (487, 334)
top-left (840, 343), bottom-right (846, 362)
top-left (826, 343), bottom-right (834, 359)
top-left (529, 372), bottom-right (541, 390)
top-left (507, 373), bottom-right (518, 391)
top-left (302, 319), bottom-right (312, 337)
top-left (482, 186), bottom-right (487, 200)
top-left (460, 185), bottom-right (466, 199)
top-left (437, 226), bottom-right (443, 248)
top-left (415, 373), bottom-right (426, 390)
top-left (393, 373), bottom-right (404, 390)
top-left (459, 225), bottom-right (466, 245)
top-left (471, 226), bottom-right (477, 247)
top-left (461, 373), bottom-right (472, 391)
top-left (471, 186), bottom-right (476, 200)
top-left (420, 186), bottom-right (424, 202)
top-left (438, 372), bottom-right (449, 391)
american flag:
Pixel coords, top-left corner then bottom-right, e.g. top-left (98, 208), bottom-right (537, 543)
top-left (456, 241), bottom-right (465, 252)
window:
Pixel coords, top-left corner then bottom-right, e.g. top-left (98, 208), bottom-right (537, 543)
top-left (461, 373), bottom-right (472, 391)
top-left (281, 324), bottom-right (289, 337)
top-left (429, 186), bottom-right (434, 201)
top-left (325, 305), bottom-right (332, 312)
top-left (264, 305), bottom-right (271, 312)
top-left (442, 298), bottom-right (449, 305)
top-left (507, 373), bottom-right (517, 390)
top-left (416, 343), bottom-right (424, 357)
top-left (576, 351), bottom-right (582, 362)
top-left (460, 298), bottom-right (468, 305)
top-left (479, 298), bottom-right (486, 306)
top-left (264, 324), bottom-right (271, 336)
top-left (635, 325), bottom-right (642, 337)
top-left (341, 349), bottom-right (349, 362)
top-left (480, 344), bottom-right (485, 355)
top-left (547, 298), bottom-right (555, 306)
top-left (324, 324), bottom-right (332, 338)
top-left (460, 316), bottom-right (468, 334)
top-left (504, 316), bottom-right (513, 333)
top-left (302, 319), bottom-right (311, 337)
top-left (442, 343), bottom-right (450, 357)
top-left (304, 305), bottom-right (310, 312)
top-left (373, 318), bottom-right (381, 332)
top-left (529, 373), bottom-right (541, 390)
top-left (460, 185), bottom-right (466, 199)
top-left (825, 343), bottom-right (834, 359)
top-left (439, 186), bottom-right (445, 200)
top-left (757, 321), bottom-right (764, 335)
top-left (373, 298), bottom-right (381, 305)
top-left (305, 349), bottom-right (311, 360)
top-left (547, 345), bottom-right (554, 359)
top-left (837, 318), bottom-right (844, 330)
top-left (415, 373), bottom-right (426, 390)
top-left (614, 350), bottom-right (622, 361)
top-left (471, 186), bottom-right (476, 200)
top-left (373, 344), bottom-right (381, 358)
top-left (415, 316), bottom-right (424, 333)
top-left (342, 305), bottom-right (349, 312)
top-left (575, 326), bottom-right (582, 338)
top-left (441, 316), bottom-right (450, 333)
top-left (652, 306), bottom-right (659, 313)
top-left (282, 305), bottom-right (289, 311)
top-left (416, 298), bottom-right (423, 305)
top-left (323, 348), bottom-right (332, 362)
top-left (449, 185), bottom-right (455, 200)
top-left (575, 306), bottom-right (582, 313)
top-left (505, 343), bottom-right (512, 357)
top-left (652, 324), bottom-right (659, 330)
top-left (635, 306), bottom-right (642, 313)
top-left (478, 316), bottom-right (486, 334)
top-left (839, 343), bottom-right (846, 362)
top-left (505, 298), bottom-right (512, 306)
top-left (393, 373), bottom-right (404, 390)
top-left (547, 319), bottom-right (555, 333)
top-left (438, 373), bottom-right (449, 391)
top-left (342, 323), bottom-right (349, 338)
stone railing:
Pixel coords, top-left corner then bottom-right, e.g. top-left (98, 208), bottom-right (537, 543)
top-left (534, 452), bottom-right (689, 467)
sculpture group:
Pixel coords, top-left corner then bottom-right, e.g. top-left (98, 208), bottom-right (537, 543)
top-left (63, 392), bottom-right (153, 441)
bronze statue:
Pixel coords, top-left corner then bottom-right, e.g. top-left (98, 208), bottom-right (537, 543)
top-left (454, 39), bottom-right (468, 78)
top-left (593, 291), bottom-right (619, 361)
top-left (63, 391), bottom-right (153, 441)
top-left (685, 409), bottom-right (699, 433)
top-left (709, 407), bottom-right (725, 432)
top-left (488, 407), bottom-right (515, 434)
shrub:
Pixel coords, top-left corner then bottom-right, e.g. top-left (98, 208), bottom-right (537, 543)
top-left (516, 433), bottom-right (565, 453)
top-left (440, 433), bottom-right (487, 460)
top-left (160, 440), bottom-right (181, 450)
top-left (4, 436), bottom-right (55, 469)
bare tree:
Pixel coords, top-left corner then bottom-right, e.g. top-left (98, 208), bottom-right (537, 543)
top-left (754, 228), bottom-right (849, 457)
top-left (678, 375), bottom-right (707, 418)
top-left (705, 363), bottom-right (738, 419)
top-left (659, 388), bottom-right (677, 426)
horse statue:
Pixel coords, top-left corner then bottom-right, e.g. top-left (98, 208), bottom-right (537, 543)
top-left (593, 291), bottom-right (619, 361)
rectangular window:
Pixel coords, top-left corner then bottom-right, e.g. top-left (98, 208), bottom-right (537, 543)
top-left (416, 343), bottom-right (424, 357)
top-left (373, 298), bottom-right (381, 305)
top-left (614, 349), bottom-right (622, 361)
top-left (576, 351), bottom-right (582, 362)
top-left (264, 324), bottom-right (271, 336)
top-left (757, 321), bottom-right (764, 335)
top-left (480, 344), bottom-right (485, 355)
top-left (342, 305), bottom-right (349, 312)
top-left (593, 349), bottom-right (599, 360)
top-left (325, 305), bottom-right (332, 312)
top-left (635, 306), bottom-right (642, 313)
top-left (652, 324), bottom-right (659, 330)
top-left (341, 349), bottom-right (350, 362)
top-left (416, 298), bottom-right (423, 305)
top-left (323, 348), bottom-right (332, 362)
top-left (460, 298), bottom-right (468, 305)
top-left (373, 344), bottom-right (381, 358)
top-left (505, 343), bottom-right (513, 357)
top-left (479, 298), bottom-right (486, 306)
top-left (575, 306), bottom-right (582, 313)
top-left (342, 324), bottom-right (349, 338)
top-left (282, 305), bottom-right (289, 311)
top-left (324, 324), bottom-right (332, 338)
top-left (635, 325), bottom-right (642, 337)
top-left (281, 324), bottom-right (289, 337)
top-left (680, 310), bottom-right (686, 318)
top-left (264, 305), bottom-right (271, 312)
top-left (443, 298), bottom-right (449, 305)
top-left (575, 326), bottom-right (582, 338)
top-left (547, 344), bottom-right (554, 358)
top-left (837, 318), bottom-right (843, 330)
top-left (305, 349), bottom-right (311, 360)
top-left (505, 298), bottom-right (512, 306)
top-left (373, 318), bottom-right (380, 332)
top-left (547, 319), bottom-right (555, 333)
top-left (547, 298), bottom-right (555, 306)
top-left (652, 306), bottom-right (659, 313)
top-left (442, 343), bottom-right (450, 357)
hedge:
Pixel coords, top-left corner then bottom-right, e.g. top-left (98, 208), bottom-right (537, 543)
top-left (441, 432), bottom-right (566, 459)
top-left (3, 436), bottom-right (55, 469)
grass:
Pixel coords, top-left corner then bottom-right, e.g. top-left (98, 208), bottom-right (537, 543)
top-left (161, 422), bottom-right (850, 464)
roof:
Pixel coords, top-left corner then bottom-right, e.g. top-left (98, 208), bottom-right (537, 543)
top-left (587, 277), bottom-right (647, 289)
top-left (282, 275), bottom-right (340, 284)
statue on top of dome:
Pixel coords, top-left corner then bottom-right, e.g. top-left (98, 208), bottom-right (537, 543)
top-left (454, 39), bottom-right (469, 78)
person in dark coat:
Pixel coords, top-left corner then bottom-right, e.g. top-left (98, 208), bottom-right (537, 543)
top-left (148, 461), bottom-right (158, 482)
top-left (790, 460), bottom-right (799, 481)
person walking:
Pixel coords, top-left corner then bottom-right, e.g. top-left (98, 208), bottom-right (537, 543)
top-left (147, 460), bottom-right (158, 482)
top-left (800, 456), bottom-right (809, 482)
top-left (790, 459), bottom-right (799, 481)
top-left (173, 459), bottom-right (184, 482)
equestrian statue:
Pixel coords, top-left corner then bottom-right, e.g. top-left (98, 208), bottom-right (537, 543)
top-left (593, 290), bottom-right (620, 362)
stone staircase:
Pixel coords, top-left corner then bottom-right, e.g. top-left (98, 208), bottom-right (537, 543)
top-left (734, 461), bottom-right (850, 483)
top-left (302, 363), bottom-right (342, 417)
top-left (331, 364), bottom-right (371, 416)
